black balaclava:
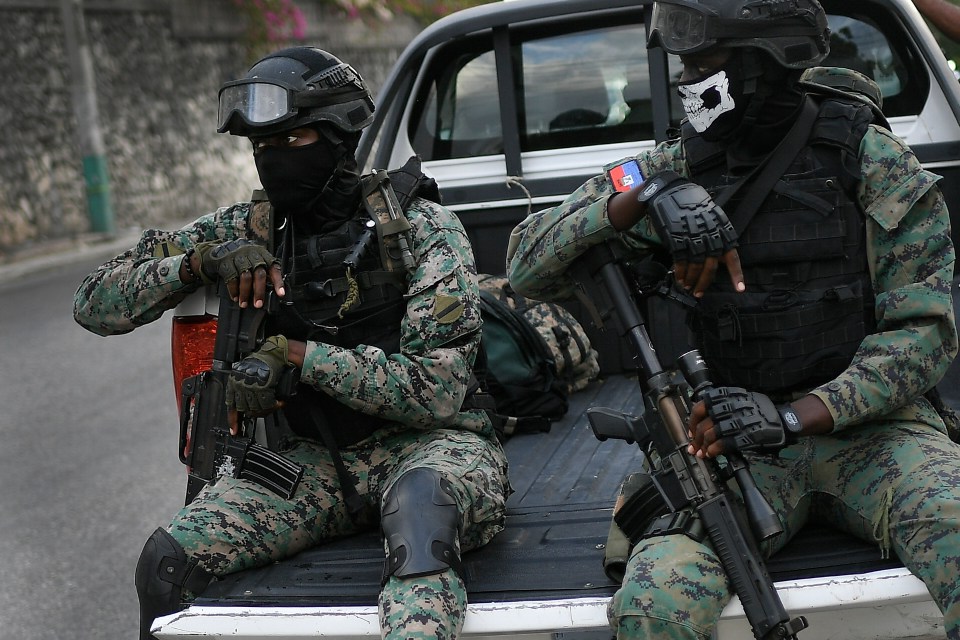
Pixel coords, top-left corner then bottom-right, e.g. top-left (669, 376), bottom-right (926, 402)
top-left (736, 59), bottom-right (806, 157)
top-left (254, 126), bottom-right (362, 235)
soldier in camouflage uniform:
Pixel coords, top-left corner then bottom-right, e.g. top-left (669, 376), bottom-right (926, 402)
top-left (506, 0), bottom-right (960, 637)
top-left (73, 47), bottom-right (510, 640)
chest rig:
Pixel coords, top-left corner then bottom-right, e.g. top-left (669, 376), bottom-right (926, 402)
top-left (274, 215), bottom-right (409, 348)
top-left (683, 96), bottom-right (879, 394)
top-left (268, 159), bottom-right (435, 446)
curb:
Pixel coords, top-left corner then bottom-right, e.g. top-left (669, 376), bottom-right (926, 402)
top-left (0, 228), bottom-right (144, 282)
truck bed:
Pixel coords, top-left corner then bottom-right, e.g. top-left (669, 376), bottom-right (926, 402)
top-left (193, 374), bottom-right (902, 610)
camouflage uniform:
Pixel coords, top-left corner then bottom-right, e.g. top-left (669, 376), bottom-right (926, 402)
top-left (506, 123), bottom-right (960, 638)
top-left (75, 195), bottom-right (511, 640)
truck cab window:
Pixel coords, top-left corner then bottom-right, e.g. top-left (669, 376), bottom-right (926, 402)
top-left (409, 23), bottom-right (667, 161)
top-left (822, 13), bottom-right (925, 116)
top-left (407, 8), bottom-right (926, 164)
top-left (518, 25), bottom-right (657, 151)
top-left (411, 47), bottom-right (502, 160)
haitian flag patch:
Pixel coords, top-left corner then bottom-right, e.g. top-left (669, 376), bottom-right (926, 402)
top-left (607, 160), bottom-right (643, 192)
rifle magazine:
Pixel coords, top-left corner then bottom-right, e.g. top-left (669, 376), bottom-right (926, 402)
top-left (237, 443), bottom-right (305, 500)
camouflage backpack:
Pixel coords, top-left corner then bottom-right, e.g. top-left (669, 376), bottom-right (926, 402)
top-left (476, 274), bottom-right (601, 437)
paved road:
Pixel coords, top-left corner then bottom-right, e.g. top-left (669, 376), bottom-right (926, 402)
top-left (0, 252), bottom-right (185, 640)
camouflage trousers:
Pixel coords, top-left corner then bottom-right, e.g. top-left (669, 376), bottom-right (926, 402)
top-left (167, 427), bottom-right (510, 640)
top-left (609, 418), bottom-right (960, 639)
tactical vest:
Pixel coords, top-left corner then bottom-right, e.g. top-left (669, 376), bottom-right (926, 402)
top-left (267, 159), bottom-right (435, 445)
top-left (683, 97), bottom-right (879, 394)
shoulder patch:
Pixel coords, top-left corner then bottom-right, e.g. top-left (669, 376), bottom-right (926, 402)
top-left (433, 294), bottom-right (464, 324)
top-left (151, 241), bottom-right (185, 259)
top-left (607, 159), bottom-right (644, 193)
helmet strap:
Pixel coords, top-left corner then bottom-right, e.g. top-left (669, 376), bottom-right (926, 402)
top-left (313, 126), bottom-right (362, 231)
top-left (723, 49), bottom-right (807, 156)
top-left (726, 49), bottom-right (783, 140)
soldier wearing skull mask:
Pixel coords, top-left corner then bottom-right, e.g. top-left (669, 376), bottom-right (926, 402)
top-left (507, 0), bottom-right (960, 637)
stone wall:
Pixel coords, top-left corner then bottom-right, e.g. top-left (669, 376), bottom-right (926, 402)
top-left (0, 0), bottom-right (419, 259)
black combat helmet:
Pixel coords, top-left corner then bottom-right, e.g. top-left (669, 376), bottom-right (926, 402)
top-left (217, 47), bottom-right (375, 137)
top-left (647, 0), bottom-right (831, 68)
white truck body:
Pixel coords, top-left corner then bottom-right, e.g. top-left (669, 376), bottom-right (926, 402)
top-left (156, 0), bottom-right (960, 637)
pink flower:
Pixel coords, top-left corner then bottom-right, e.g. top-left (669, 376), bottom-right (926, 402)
top-left (289, 6), bottom-right (307, 38)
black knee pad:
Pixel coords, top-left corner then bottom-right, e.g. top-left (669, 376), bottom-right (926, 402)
top-left (135, 528), bottom-right (212, 640)
top-left (381, 467), bottom-right (463, 581)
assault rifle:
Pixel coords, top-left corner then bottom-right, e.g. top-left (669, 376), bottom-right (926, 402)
top-left (573, 240), bottom-right (808, 640)
top-left (178, 281), bottom-right (303, 505)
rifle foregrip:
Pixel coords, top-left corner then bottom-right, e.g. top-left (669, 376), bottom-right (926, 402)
top-left (698, 494), bottom-right (803, 640)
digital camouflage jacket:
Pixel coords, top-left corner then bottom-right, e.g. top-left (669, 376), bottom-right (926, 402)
top-left (74, 195), bottom-right (494, 438)
top-left (507, 123), bottom-right (957, 433)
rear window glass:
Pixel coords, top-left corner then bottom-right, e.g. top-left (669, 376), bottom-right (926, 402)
top-left (519, 26), bottom-right (665, 151)
top-left (409, 8), bottom-right (926, 162)
top-left (411, 47), bottom-right (501, 159)
top-left (826, 17), bottom-right (904, 95)
top-left (822, 13), bottom-right (926, 115)
top-left (410, 23), bottom-right (670, 161)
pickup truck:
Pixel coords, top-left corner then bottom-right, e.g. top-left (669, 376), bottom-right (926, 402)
top-left (155, 0), bottom-right (960, 637)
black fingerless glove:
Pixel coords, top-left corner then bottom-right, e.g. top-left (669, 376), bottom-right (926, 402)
top-left (637, 171), bottom-right (739, 263)
top-left (701, 386), bottom-right (800, 453)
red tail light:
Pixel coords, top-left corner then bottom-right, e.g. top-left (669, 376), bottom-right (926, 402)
top-left (171, 314), bottom-right (218, 413)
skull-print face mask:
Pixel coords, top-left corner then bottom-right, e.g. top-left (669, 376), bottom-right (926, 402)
top-left (678, 61), bottom-right (748, 141)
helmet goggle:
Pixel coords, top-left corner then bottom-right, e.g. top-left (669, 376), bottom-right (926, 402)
top-left (648, 0), bottom-right (827, 58)
top-left (218, 80), bottom-right (297, 133)
top-left (649, 2), bottom-right (722, 54)
top-left (217, 63), bottom-right (369, 134)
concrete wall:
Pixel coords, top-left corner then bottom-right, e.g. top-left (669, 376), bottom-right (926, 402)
top-left (0, 0), bottom-right (419, 259)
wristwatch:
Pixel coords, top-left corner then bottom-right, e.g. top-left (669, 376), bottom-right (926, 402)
top-left (778, 404), bottom-right (803, 443)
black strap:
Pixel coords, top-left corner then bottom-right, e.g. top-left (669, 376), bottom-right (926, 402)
top-left (388, 155), bottom-right (442, 208)
top-left (156, 539), bottom-right (215, 595)
top-left (498, 414), bottom-right (552, 437)
top-left (307, 404), bottom-right (366, 518)
top-left (639, 509), bottom-right (707, 545)
top-left (715, 96), bottom-right (821, 233)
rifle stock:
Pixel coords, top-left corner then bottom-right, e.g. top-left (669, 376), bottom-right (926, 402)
top-left (575, 241), bottom-right (807, 640)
